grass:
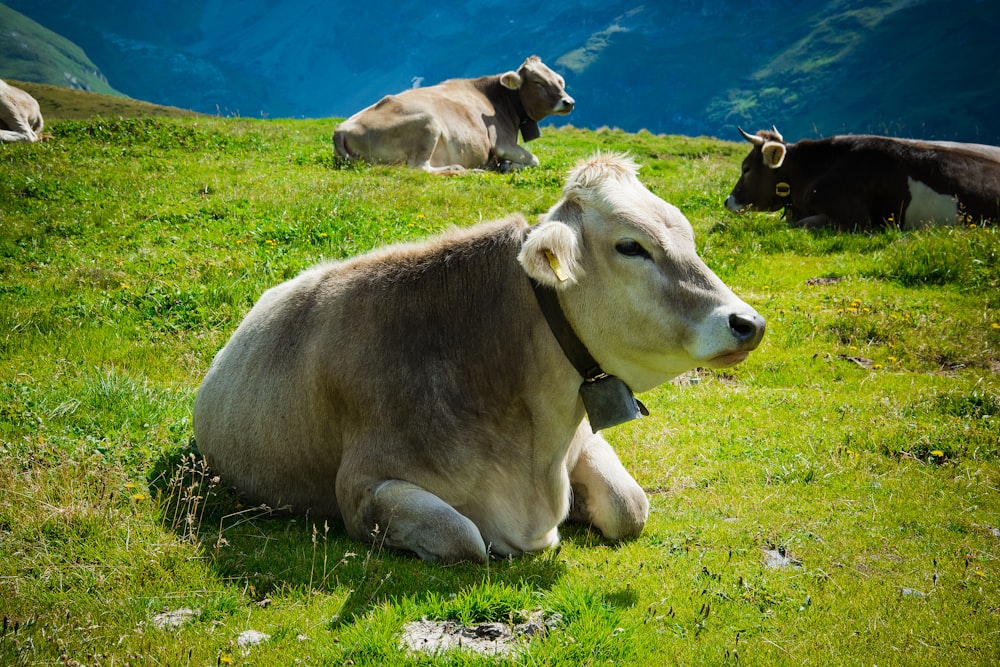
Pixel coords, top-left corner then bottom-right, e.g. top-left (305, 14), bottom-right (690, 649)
top-left (1, 111), bottom-right (998, 666)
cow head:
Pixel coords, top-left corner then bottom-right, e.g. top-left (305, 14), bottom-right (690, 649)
top-left (500, 56), bottom-right (575, 122)
top-left (520, 154), bottom-right (765, 393)
top-left (725, 127), bottom-right (790, 214)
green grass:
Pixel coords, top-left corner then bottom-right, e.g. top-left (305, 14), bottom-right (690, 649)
top-left (1, 113), bottom-right (998, 666)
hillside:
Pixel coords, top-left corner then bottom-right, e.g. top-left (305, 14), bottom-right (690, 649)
top-left (0, 3), bottom-right (120, 96)
top-left (7, 79), bottom-right (199, 121)
top-left (3, 0), bottom-right (1000, 142)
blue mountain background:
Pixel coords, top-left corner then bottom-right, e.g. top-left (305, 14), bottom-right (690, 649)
top-left (3, 0), bottom-right (999, 143)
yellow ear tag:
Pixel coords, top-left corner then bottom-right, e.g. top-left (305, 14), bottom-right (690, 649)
top-left (544, 249), bottom-right (570, 282)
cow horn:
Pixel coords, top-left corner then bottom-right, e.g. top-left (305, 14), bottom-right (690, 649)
top-left (770, 125), bottom-right (784, 142)
top-left (738, 126), bottom-right (765, 146)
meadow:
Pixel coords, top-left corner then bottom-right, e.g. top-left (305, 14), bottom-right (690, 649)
top-left (1, 113), bottom-right (998, 666)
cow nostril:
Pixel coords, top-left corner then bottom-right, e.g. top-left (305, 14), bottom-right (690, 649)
top-left (729, 312), bottom-right (765, 346)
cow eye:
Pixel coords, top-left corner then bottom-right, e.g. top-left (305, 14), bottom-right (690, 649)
top-left (615, 239), bottom-right (651, 259)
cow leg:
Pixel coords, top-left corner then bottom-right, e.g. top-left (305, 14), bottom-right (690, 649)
top-left (493, 142), bottom-right (539, 169)
top-left (0, 129), bottom-right (36, 143)
top-left (0, 112), bottom-right (38, 143)
top-left (566, 425), bottom-right (649, 540)
top-left (790, 213), bottom-right (833, 229)
top-left (340, 476), bottom-right (489, 563)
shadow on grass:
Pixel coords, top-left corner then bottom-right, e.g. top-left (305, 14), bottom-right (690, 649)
top-left (148, 445), bottom-right (569, 626)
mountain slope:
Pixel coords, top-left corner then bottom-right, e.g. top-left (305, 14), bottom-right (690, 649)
top-left (3, 0), bottom-right (999, 143)
top-left (710, 0), bottom-right (1000, 141)
top-left (0, 3), bottom-right (120, 96)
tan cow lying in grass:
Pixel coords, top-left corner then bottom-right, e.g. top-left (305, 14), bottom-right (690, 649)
top-left (0, 79), bottom-right (44, 143)
top-left (194, 154), bottom-right (765, 562)
top-left (333, 56), bottom-right (574, 173)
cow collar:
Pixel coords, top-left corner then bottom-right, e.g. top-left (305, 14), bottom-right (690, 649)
top-left (508, 89), bottom-right (541, 142)
top-left (528, 277), bottom-right (648, 431)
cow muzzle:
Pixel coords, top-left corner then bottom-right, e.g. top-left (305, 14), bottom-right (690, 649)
top-left (729, 311), bottom-right (766, 349)
top-left (703, 309), bottom-right (766, 368)
top-left (557, 96), bottom-right (575, 114)
top-left (725, 194), bottom-right (747, 213)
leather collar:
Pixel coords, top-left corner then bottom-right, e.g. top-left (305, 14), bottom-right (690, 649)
top-left (528, 277), bottom-right (647, 430)
top-left (508, 88), bottom-right (540, 142)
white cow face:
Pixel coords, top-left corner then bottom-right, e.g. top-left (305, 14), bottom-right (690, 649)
top-left (519, 154), bottom-right (764, 392)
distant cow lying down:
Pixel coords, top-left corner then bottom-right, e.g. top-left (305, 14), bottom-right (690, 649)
top-left (193, 154), bottom-right (765, 563)
top-left (0, 79), bottom-right (44, 143)
top-left (726, 127), bottom-right (1000, 230)
top-left (333, 56), bottom-right (574, 173)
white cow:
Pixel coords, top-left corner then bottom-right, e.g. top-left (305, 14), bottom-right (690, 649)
top-left (333, 56), bottom-right (574, 173)
top-left (193, 154), bottom-right (765, 563)
top-left (0, 79), bottom-right (44, 143)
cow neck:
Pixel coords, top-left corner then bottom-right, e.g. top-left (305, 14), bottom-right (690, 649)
top-left (507, 87), bottom-right (541, 142)
top-left (528, 277), bottom-right (648, 431)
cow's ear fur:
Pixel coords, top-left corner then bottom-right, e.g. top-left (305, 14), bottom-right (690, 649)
top-left (761, 141), bottom-right (786, 169)
top-left (518, 220), bottom-right (583, 287)
top-left (500, 71), bottom-right (522, 90)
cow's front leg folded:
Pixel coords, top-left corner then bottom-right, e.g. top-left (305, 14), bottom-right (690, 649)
top-left (343, 478), bottom-right (490, 563)
top-left (566, 425), bottom-right (649, 541)
top-left (493, 143), bottom-right (539, 170)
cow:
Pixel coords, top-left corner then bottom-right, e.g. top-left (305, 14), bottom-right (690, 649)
top-left (725, 127), bottom-right (1000, 230)
top-left (193, 154), bottom-right (765, 563)
top-left (0, 79), bottom-right (44, 143)
top-left (333, 56), bottom-right (574, 173)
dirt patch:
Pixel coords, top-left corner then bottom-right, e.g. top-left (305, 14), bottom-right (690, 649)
top-left (763, 547), bottom-right (802, 569)
top-left (400, 610), bottom-right (561, 657)
top-left (806, 276), bottom-right (846, 286)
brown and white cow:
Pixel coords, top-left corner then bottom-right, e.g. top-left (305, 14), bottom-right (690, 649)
top-left (725, 127), bottom-right (1000, 230)
top-left (333, 56), bottom-right (574, 173)
top-left (0, 79), bottom-right (44, 143)
top-left (193, 154), bottom-right (765, 563)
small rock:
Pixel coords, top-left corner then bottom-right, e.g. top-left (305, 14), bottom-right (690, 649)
top-left (237, 629), bottom-right (271, 647)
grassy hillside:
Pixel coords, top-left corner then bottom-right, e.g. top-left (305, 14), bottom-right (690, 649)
top-left (0, 3), bottom-right (120, 96)
top-left (1, 115), bottom-right (998, 665)
top-left (9, 79), bottom-right (200, 122)
top-left (710, 0), bottom-right (1000, 141)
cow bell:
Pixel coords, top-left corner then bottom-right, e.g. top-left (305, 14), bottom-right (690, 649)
top-left (580, 375), bottom-right (648, 431)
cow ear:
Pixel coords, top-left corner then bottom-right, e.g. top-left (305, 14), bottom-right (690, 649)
top-left (761, 141), bottom-right (786, 169)
top-left (500, 70), bottom-right (522, 90)
top-left (518, 220), bottom-right (583, 287)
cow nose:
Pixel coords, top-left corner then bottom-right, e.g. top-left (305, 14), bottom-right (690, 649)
top-left (562, 96), bottom-right (575, 111)
top-left (729, 311), bottom-right (766, 348)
